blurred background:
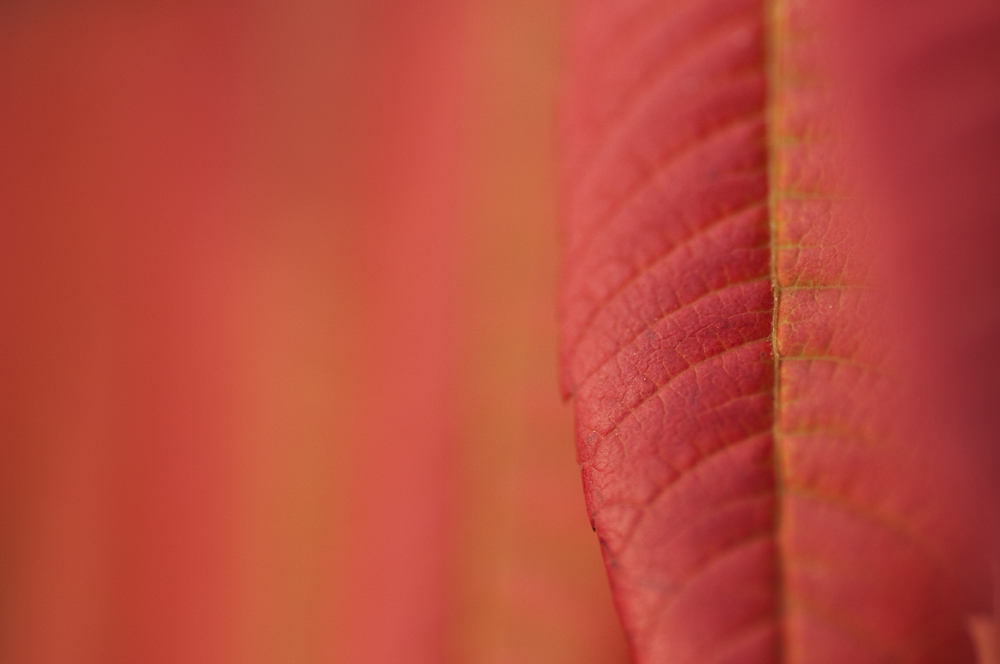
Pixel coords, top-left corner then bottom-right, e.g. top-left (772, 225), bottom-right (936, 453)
top-left (0, 1), bottom-right (630, 662)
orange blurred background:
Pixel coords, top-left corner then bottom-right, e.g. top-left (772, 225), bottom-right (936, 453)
top-left (0, 1), bottom-right (629, 662)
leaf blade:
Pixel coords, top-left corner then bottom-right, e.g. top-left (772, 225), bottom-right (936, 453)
top-left (561, 1), bottom-right (985, 661)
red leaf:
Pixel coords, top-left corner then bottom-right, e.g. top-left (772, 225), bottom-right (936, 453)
top-left (560, 1), bottom-right (990, 661)
top-left (830, 0), bottom-right (1000, 525)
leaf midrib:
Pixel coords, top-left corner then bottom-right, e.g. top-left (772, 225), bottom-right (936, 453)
top-left (765, 0), bottom-right (788, 661)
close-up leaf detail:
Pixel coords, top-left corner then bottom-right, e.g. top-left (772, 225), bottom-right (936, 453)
top-left (560, 0), bottom-right (988, 661)
top-left (0, 0), bottom-right (996, 662)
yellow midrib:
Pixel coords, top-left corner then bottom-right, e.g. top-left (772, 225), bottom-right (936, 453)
top-left (765, 0), bottom-right (788, 661)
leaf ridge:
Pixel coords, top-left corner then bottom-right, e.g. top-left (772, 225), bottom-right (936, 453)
top-left (784, 484), bottom-right (947, 573)
top-left (789, 598), bottom-right (896, 661)
top-left (781, 355), bottom-right (888, 377)
top-left (571, 0), bottom-right (757, 87)
top-left (599, 337), bottom-right (771, 439)
top-left (573, 274), bottom-right (771, 395)
top-left (564, 200), bottom-right (768, 373)
top-left (658, 530), bottom-right (773, 614)
top-left (701, 616), bottom-right (779, 664)
top-left (568, 10), bottom-right (764, 193)
top-left (625, 485), bottom-right (774, 559)
top-left (565, 96), bottom-right (765, 254)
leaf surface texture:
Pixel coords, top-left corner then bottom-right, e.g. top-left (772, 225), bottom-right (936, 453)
top-left (560, 1), bottom-right (984, 661)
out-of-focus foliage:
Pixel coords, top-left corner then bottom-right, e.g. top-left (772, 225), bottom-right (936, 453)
top-left (0, 1), bottom-right (629, 663)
